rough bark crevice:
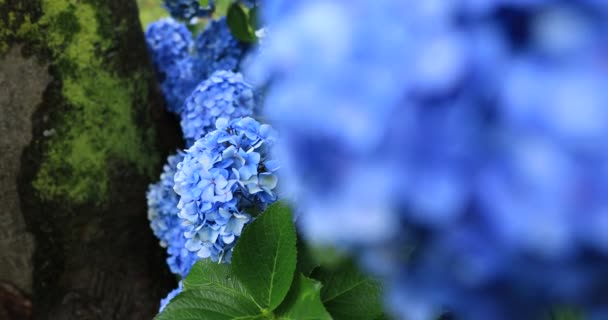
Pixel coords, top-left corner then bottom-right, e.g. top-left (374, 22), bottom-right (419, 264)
top-left (0, 44), bottom-right (47, 297)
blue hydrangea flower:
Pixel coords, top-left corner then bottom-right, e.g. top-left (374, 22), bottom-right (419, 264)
top-left (159, 281), bottom-right (182, 313)
top-left (165, 226), bottom-right (199, 277)
top-left (194, 17), bottom-right (245, 80)
top-left (174, 117), bottom-right (279, 262)
top-left (180, 71), bottom-right (256, 144)
top-left (147, 153), bottom-right (198, 277)
top-left (160, 58), bottom-right (203, 114)
top-left (163, 0), bottom-right (214, 21)
top-left (254, 1), bottom-right (608, 319)
top-left (147, 153), bottom-right (184, 247)
top-left (145, 19), bottom-right (198, 113)
top-left (145, 18), bottom-right (191, 66)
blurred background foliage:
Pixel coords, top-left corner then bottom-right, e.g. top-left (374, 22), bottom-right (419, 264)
top-left (137, 0), bottom-right (166, 27)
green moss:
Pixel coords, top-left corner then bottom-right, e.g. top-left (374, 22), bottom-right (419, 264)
top-left (0, 27), bottom-right (9, 54)
top-left (28, 0), bottom-right (159, 204)
top-left (136, 0), bottom-right (166, 29)
top-left (0, 5), bottom-right (16, 54)
top-left (15, 15), bottom-right (37, 39)
top-left (0, 1), bottom-right (40, 55)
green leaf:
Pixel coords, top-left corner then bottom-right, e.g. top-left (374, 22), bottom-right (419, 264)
top-left (296, 238), bottom-right (319, 276)
top-left (249, 6), bottom-right (260, 30)
top-left (232, 202), bottom-right (297, 310)
top-left (183, 260), bottom-right (253, 299)
top-left (550, 307), bottom-right (583, 320)
top-left (275, 274), bottom-right (332, 320)
top-left (312, 260), bottom-right (383, 320)
top-left (156, 287), bottom-right (263, 320)
top-left (226, 2), bottom-right (257, 43)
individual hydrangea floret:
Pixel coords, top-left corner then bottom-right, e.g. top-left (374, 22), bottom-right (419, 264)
top-left (147, 153), bottom-right (198, 277)
top-left (180, 70), bottom-right (256, 144)
top-left (159, 282), bottom-right (182, 313)
top-left (174, 117), bottom-right (279, 262)
top-left (163, 0), bottom-right (214, 21)
top-left (194, 17), bottom-right (244, 79)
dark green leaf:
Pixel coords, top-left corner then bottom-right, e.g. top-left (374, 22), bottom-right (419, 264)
top-left (275, 274), bottom-right (332, 320)
top-left (249, 6), bottom-right (259, 29)
top-left (296, 238), bottom-right (319, 276)
top-left (226, 3), bottom-right (257, 43)
top-left (312, 260), bottom-right (383, 320)
top-left (183, 260), bottom-right (251, 299)
top-left (232, 202), bottom-right (297, 310)
top-left (551, 307), bottom-right (583, 320)
top-left (156, 287), bottom-right (263, 320)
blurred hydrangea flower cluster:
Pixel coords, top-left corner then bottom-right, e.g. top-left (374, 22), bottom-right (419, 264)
top-left (147, 153), bottom-right (198, 277)
top-left (174, 117), bottom-right (279, 262)
top-left (253, 0), bottom-right (608, 319)
top-left (145, 17), bottom-right (243, 114)
top-left (181, 70), bottom-right (255, 144)
top-left (194, 18), bottom-right (245, 80)
top-left (162, 0), bottom-right (214, 21)
top-left (144, 18), bottom-right (198, 113)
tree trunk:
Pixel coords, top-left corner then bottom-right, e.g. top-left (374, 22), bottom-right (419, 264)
top-left (0, 0), bottom-right (182, 319)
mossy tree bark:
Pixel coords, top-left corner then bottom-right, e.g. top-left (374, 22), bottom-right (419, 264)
top-left (0, 0), bottom-right (183, 319)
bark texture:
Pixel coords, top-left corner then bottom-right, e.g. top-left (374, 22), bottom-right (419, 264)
top-left (0, 0), bottom-right (182, 319)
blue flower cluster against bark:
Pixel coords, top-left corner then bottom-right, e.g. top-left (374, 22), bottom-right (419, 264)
top-left (163, 0), bottom-right (214, 21)
top-left (145, 0), bottom-right (266, 311)
top-left (174, 117), bottom-right (279, 262)
top-left (145, 16), bottom-right (246, 115)
top-left (181, 70), bottom-right (256, 144)
top-left (254, 0), bottom-right (608, 319)
top-left (145, 18), bottom-right (191, 65)
top-left (147, 153), bottom-right (198, 277)
top-left (194, 17), bottom-right (245, 80)
top-left (145, 19), bottom-right (198, 114)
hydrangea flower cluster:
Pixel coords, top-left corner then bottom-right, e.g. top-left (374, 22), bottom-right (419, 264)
top-left (145, 19), bottom-right (198, 113)
top-left (145, 18), bottom-right (191, 66)
top-left (147, 153), bottom-right (198, 277)
top-left (180, 70), bottom-right (256, 144)
top-left (146, 0), bottom-right (260, 311)
top-left (146, 16), bottom-right (248, 114)
top-left (163, 0), bottom-right (214, 21)
top-left (194, 17), bottom-right (245, 80)
top-left (254, 0), bottom-right (608, 319)
top-left (173, 117), bottom-right (279, 262)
